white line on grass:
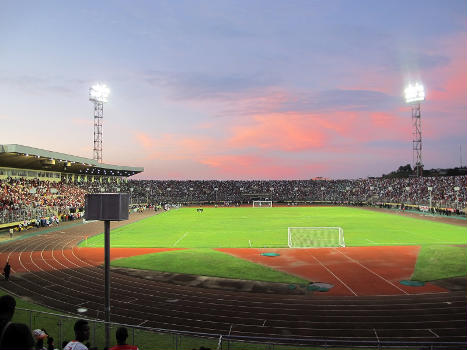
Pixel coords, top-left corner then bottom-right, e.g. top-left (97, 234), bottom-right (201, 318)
top-left (361, 241), bottom-right (463, 246)
top-left (173, 232), bottom-right (188, 246)
top-left (333, 248), bottom-right (408, 294)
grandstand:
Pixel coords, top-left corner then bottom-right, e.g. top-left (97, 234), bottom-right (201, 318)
top-left (0, 144), bottom-right (143, 226)
top-left (0, 144), bottom-right (143, 180)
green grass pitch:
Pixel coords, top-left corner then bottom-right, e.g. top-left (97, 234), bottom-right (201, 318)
top-left (83, 206), bottom-right (467, 248)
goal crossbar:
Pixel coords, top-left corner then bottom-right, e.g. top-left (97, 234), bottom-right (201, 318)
top-left (252, 200), bottom-right (272, 207)
top-left (288, 227), bottom-right (345, 248)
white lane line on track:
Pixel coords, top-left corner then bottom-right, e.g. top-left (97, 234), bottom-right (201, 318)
top-left (173, 232), bottom-right (188, 246)
top-left (5, 234), bottom-right (88, 309)
top-left (373, 328), bottom-right (379, 342)
top-left (333, 248), bottom-right (408, 295)
top-left (0, 228), bottom-right (164, 323)
top-left (310, 255), bottom-right (358, 296)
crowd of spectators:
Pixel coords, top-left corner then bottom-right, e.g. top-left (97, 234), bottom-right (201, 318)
top-left (118, 176), bottom-right (466, 209)
top-left (0, 294), bottom-right (140, 350)
top-left (1, 175), bottom-right (466, 225)
top-left (0, 178), bottom-right (85, 211)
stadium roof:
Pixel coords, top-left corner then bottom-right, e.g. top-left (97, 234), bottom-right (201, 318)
top-left (0, 144), bottom-right (143, 177)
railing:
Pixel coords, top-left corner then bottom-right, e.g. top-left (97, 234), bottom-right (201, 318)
top-left (11, 307), bottom-right (467, 350)
top-left (0, 207), bottom-right (56, 225)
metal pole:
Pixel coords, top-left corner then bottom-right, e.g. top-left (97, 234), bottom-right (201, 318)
top-left (104, 220), bottom-right (111, 349)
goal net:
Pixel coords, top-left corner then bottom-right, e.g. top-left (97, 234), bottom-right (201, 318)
top-left (288, 227), bottom-right (345, 248)
top-left (252, 200), bottom-right (273, 207)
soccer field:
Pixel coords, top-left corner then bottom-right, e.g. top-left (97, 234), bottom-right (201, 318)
top-left (83, 207), bottom-right (467, 248)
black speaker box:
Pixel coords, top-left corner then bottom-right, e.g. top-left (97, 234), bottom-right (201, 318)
top-left (85, 193), bottom-right (129, 221)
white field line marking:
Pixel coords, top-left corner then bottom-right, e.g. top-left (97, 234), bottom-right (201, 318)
top-left (334, 248), bottom-right (408, 294)
top-left (373, 328), bottom-right (379, 342)
top-left (360, 241), bottom-right (464, 245)
top-left (428, 329), bottom-right (440, 338)
top-left (365, 239), bottom-right (377, 244)
top-left (311, 255), bottom-right (358, 296)
top-left (173, 232), bottom-right (188, 246)
top-left (249, 240), bottom-right (252, 248)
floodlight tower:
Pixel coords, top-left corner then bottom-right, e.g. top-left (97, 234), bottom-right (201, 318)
top-left (89, 83), bottom-right (110, 163)
top-left (404, 82), bottom-right (425, 177)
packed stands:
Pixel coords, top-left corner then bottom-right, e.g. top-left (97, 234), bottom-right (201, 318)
top-left (1, 176), bottom-right (465, 225)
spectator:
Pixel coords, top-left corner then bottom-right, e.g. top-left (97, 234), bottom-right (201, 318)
top-left (32, 329), bottom-right (47, 350)
top-left (3, 262), bottom-right (10, 281)
top-left (46, 336), bottom-right (57, 350)
top-left (0, 322), bottom-right (35, 350)
top-left (109, 327), bottom-right (138, 350)
top-left (63, 320), bottom-right (90, 350)
top-left (0, 295), bottom-right (15, 336)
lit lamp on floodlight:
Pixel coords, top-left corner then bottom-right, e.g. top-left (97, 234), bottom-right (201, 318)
top-left (90, 83), bottom-right (110, 103)
top-left (404, 82), bottom-right (425, 177)
top-left (404, 83), bottom-right (425, 104)
top-left (89, 83), bottom-right (110, 163)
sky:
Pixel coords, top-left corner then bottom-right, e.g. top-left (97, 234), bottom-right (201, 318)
top-left (1, 0), bottom-right (466, 180)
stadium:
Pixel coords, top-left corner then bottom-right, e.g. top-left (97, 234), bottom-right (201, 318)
top-left (2, 2), bottom-right (467, 350)
top-left (0, 143), bottom-right (466, 350)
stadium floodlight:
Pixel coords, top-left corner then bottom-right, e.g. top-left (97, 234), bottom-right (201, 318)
top-left (404, 82), bottom-right (425, 104)
top-left (89, 83), bottom-right (110, 163)
top-left (404, 82), bottom-right (425, 176)
top-left (89, 83), bottom-right (110, 103)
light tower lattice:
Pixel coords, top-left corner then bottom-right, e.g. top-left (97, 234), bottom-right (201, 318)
top-left (89, 84), bottom-right (110, 163)
top-left (411, 102), bottom-right (422, 176)
top-left (404, 83), bottom-right (425, 177)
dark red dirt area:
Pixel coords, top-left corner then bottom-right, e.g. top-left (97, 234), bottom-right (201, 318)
top-left (218, 246), bottom-right (446, 296)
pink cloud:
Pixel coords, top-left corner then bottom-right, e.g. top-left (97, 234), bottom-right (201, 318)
top-left (199, 154), bottom-right (329, 179)
top-left (133, 131), bottom-right (215, 161)
top-left (228, 112), bottom-right (327, 151)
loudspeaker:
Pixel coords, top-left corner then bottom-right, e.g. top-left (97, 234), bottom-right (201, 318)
top-left (85, 193), bottom-right (129, 221)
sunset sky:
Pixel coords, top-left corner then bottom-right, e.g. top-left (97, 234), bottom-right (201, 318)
top-left (1, 0), bottom-right (466, 180)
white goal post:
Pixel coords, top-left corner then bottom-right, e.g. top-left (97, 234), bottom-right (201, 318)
top-left (288, 227), bottom-right (345, 248)
top-left (252, 200), bottom-right (273, 207)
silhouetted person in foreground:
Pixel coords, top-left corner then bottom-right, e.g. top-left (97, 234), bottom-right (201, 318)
top-left (63, 320), bottom-right (90, 350)
top-left (0, 295), bottom-right (16, 338)
top-left (0, 322), bottom-right (35, 350)
top-left (3, 262), bottom-right (10, 281)
top-left (109, 327), bottom-right (138, 350)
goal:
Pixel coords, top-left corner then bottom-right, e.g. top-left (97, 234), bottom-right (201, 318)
top-left (288, 227), bottom-right (345, 248)
top-left (252, 200), bottom-right (273, 207)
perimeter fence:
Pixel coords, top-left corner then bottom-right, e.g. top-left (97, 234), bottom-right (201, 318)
top-left (12, 307), bottom-right (467, 350)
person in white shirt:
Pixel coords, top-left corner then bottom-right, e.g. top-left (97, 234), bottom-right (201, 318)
top-left (63, 320), bottom-right (90, 350)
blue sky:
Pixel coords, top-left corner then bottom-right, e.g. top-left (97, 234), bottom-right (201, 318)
top-left (1, 0), bottom-right (466, 179)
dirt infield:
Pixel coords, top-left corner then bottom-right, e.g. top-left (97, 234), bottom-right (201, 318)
top-left (218, 246), bottom-right (446, 296)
